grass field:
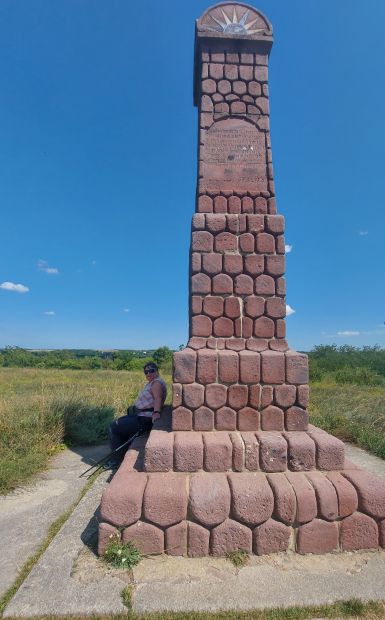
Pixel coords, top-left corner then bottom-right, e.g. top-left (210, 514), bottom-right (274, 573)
top-left (0, 367), bottom-right (384, 494)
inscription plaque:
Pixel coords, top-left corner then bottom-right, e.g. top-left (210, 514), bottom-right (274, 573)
top-left (200, 118), bottom-right (267, 192)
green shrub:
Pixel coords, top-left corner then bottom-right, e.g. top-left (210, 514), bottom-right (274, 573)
top-left (104, 538), bottom-right (141, 569)
top-left (309, 359), bottom-right (324, 382)
top-left (52, 397), bottom-right (115, 445)
top-left (335, 366), bottom-right (382, 386)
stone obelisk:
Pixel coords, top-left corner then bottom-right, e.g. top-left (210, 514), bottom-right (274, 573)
top-left (99, 3), bottom-right (385, 557)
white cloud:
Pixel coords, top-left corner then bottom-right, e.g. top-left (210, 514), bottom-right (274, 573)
top-left (123, 308), bottom-right (130, 313)
top-left (286, 304), bottom-right (295, 316)
top-left (285, 244), bottom-right (293, 253)
top-left (38, 259), bottom-right (59, 275)
top-left (0, 281), bottom-right (29, 293)
top-left (337, 330), bottom-right (360, 337)
top-left (44, 311), bottom-right (56, 316)
top-left (359, 230), bottom-right (368, 236)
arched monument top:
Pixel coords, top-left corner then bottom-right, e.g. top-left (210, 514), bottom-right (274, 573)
top-left (197, 3), bottom-right (272, 40)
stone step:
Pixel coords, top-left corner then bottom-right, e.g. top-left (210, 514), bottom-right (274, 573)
top-left (99, 461), bottom-right (385, 558)
top-left (143, 426), bottom-right (345, 473)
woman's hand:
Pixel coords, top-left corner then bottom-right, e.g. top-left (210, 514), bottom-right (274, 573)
top-left (152, 412), bottom-right (161, 422)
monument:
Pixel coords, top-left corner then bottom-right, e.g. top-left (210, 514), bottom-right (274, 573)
top-left (98, 3), bottom-right (385, 557)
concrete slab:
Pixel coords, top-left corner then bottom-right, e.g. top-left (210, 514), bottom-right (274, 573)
top-left (0, 444), bottom-right (108, 599)
top-left (3, 443), bottom-right (385, 617)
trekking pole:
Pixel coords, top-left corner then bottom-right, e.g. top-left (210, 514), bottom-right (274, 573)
top-left (79, 429), bottom-right (144, 478)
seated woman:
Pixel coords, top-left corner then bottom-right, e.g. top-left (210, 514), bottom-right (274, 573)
top-left (106, 361), bottom-right (167, 468)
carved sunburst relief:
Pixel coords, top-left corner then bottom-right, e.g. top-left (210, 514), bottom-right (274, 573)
top-left (197, 3), bottom-right (272, 37)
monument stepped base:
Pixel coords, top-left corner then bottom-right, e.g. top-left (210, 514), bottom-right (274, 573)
top-left (98, 414), bottom-right (385, 558)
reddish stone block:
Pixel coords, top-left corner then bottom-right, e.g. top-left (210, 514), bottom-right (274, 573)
top-left (202, 78), bottom-right (216, 94)
top-left (204, 432), bottom-right (232, 471)
top-left (212, 274), bottom-right (233, 294)
top-left (191, 314), bottom-right (212, 337)
top-left (201, 253), bottom-right (222, 276)
top-left (98, 522), bottom-right (120, 556)
top-left (254, 197), bottom-right (268, 213)
top-left (249, 384), bottom-right (261, 408)
top-left (234, 274), bottom-right (253, 295)
top-left (203, 296), bottom-right (223, 319)
top-left (209, 62), bottom-right (223, 79)
top-left (214, 317), bottom-right (234, 338)
top-left (215, 232), bottom-right (237, 252)
top-left (276, 277), bottom-right (286, 296)
top-left (188, 521), bottom-right (210, 557)
top-left (247, 214), bottom-right (264, 233)
top-left (172, 384), bottom-right (182, 408)
top-left (205, 383), bottom-right (227, 409)
top-left (266, 297), bottom-right (286, 319)
top-left (191, 253), bottom-right (201, 274)
top-left (261, 385), bottom-right (273, 407)
top-left (191, 295), bottom-right (202, 315)
top-left (253, 519), bottom-right (291, 555)
top-left (194, 406), bottom-right (214, 431)
top-left (255, 274), bottom-right (275, 296)
top-left (238, 407), bottom-right (260, 431)
top-left (379, 520), bottom-right (385, 548)
top-left (144, 431), bottom-right (174, 472)
top-left (265, 214), bottom-right (285, 234)
top-left (183, 383), bottom-right (205, 409)
top-left (173, 348), bottom-right (197, 383)
top-left (255, 97), bottom-right (269, 115)
top-left (274, 385), bottom-right (296, 408)
top-left (285, 350), bottom-right (309, 384)
top-left (297, 519), bottom-right (338, 554)
top-left (223, 297), bottom-right (240, 319)
top-left (244, 296), bottom-right (264, 318)
top-left (261, 350), bottom-right (285, 384)
top-left (188, 337), bottom-right (207, 350)
top-left (224, 64), bottom-right (238, 80)
top-left (254, 316), bottom-right (275, 338)
top-left (307, 427), bottom-right (345, 471)
top-left (246, 338), bottom-right (268, 352)
top-left (200, 92), bottom-right (211, 110)
top-left (189, 473), bottom-right (230, 526)
top-left (123, 521), bottom-right (164, 555)
top-left (223, 253), bottom-right (243, 275)
top-left (257, 116), bottom-right (269, 131)
top-left (244, 255), bottom-right (264, 276)
top-left (342, 470), bottom-right (385, 519)
top-left (198, 195), bottom-right (213, 213)
top-left (270, 339), bottom-right (290, 352)
top-left (211, 518), bottom-right (252, 556)
top-left (218, 349), bottom-right (239, 383)
top-left (284, 432), bottom-right (315, 472)
top-left (226, 338), bottom-right (246, 351)
top-left (239, 233), bottom-right (254, 253)
top-left (228, 196), bottom-right (241, 213)
top-left (261, 405), bottom-right (284, 431)
top-left (166, 521), bottom-right (187, 556)
top-left (229, 472), bottom-right (274, 526)
top-left (196, 349), bottom-right (217, 385)
top-left (192, 213), bottom-right (205, 230)
top-left (172, 406), bottom-right (193, 431)
top-left (248, 80), bottom-right (261, 96)
top-left (238, 317), bottom-right (251, 339)
top-left (230, 432), bottom-right (244, 471)
top-left (276, 319), bottom-right (286, 338)
top-left (192, 231), bottom-right (213, 252)
top-left (228, 384), bottom-right (248, 410)
top-left (340, 512), bottom-right (378, 550)
top-left (216, 406), bottom-right (236, 431)
top-left (286, 472), bottom-right (317, 524)
top-left (218, 79), bottom-right (231, 95)
top-left (276, 235), bottom-right (285, 253)
top-left (267, 473), bottom-right (296, 524)
top-left (242, 196), bottom-right (254, 213)
top-left (297, 385), bottom-right (309, 408)
top-left (239, 350), bottom-right (260, 383)
top-left (174, 432), bottom-right (203, 472)
top-left (191, 273), bottom-right (211, 294)
top-left (255, 65), bottom-right (268, 81)
top-left (257, 432), bottom-right (287, 472)
top-left (326, 472), bottom-right (358, 518)
top-left (100, 472), bottom-right (147, 527)
top-left (205, 213), bottom-right (226, 233)
top-left (231, 101), bottom-right (246, 114)
top-left (239, 63), bottom-right (254, 78)
top-left (213, 195), bottom-right (227, 213)
top-left (233, 80), bottom-right (247, 95)
top-left (256, 233), bottom-right (275, 254)
top-left (242, 432), bottom-right (260, 470)
top-left (285, 406), bottom-right (308, 431)
top-left (211, 52), bottom-right (225, 62)
top-left (306, 471), bottom-right (339, 521)
top-left (143, 473), bottom-right (188, 527)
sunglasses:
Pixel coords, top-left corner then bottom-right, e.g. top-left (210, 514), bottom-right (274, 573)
top-left (144, 368), bottom-right (156, 375)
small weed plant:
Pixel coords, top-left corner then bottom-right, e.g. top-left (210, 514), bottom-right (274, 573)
top-left (104, 537), bottom-right (141, 570)
top-left (226, 548), bottom-right (250, 567)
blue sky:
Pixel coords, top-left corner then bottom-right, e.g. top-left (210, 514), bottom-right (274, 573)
top-left (0, 0), bottom-right (384, 351)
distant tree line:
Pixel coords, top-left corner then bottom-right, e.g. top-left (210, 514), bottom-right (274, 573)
top-left (308, 345), bottom-right (385, 385)
top-left (0, 345), bottom-right (175, 371)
